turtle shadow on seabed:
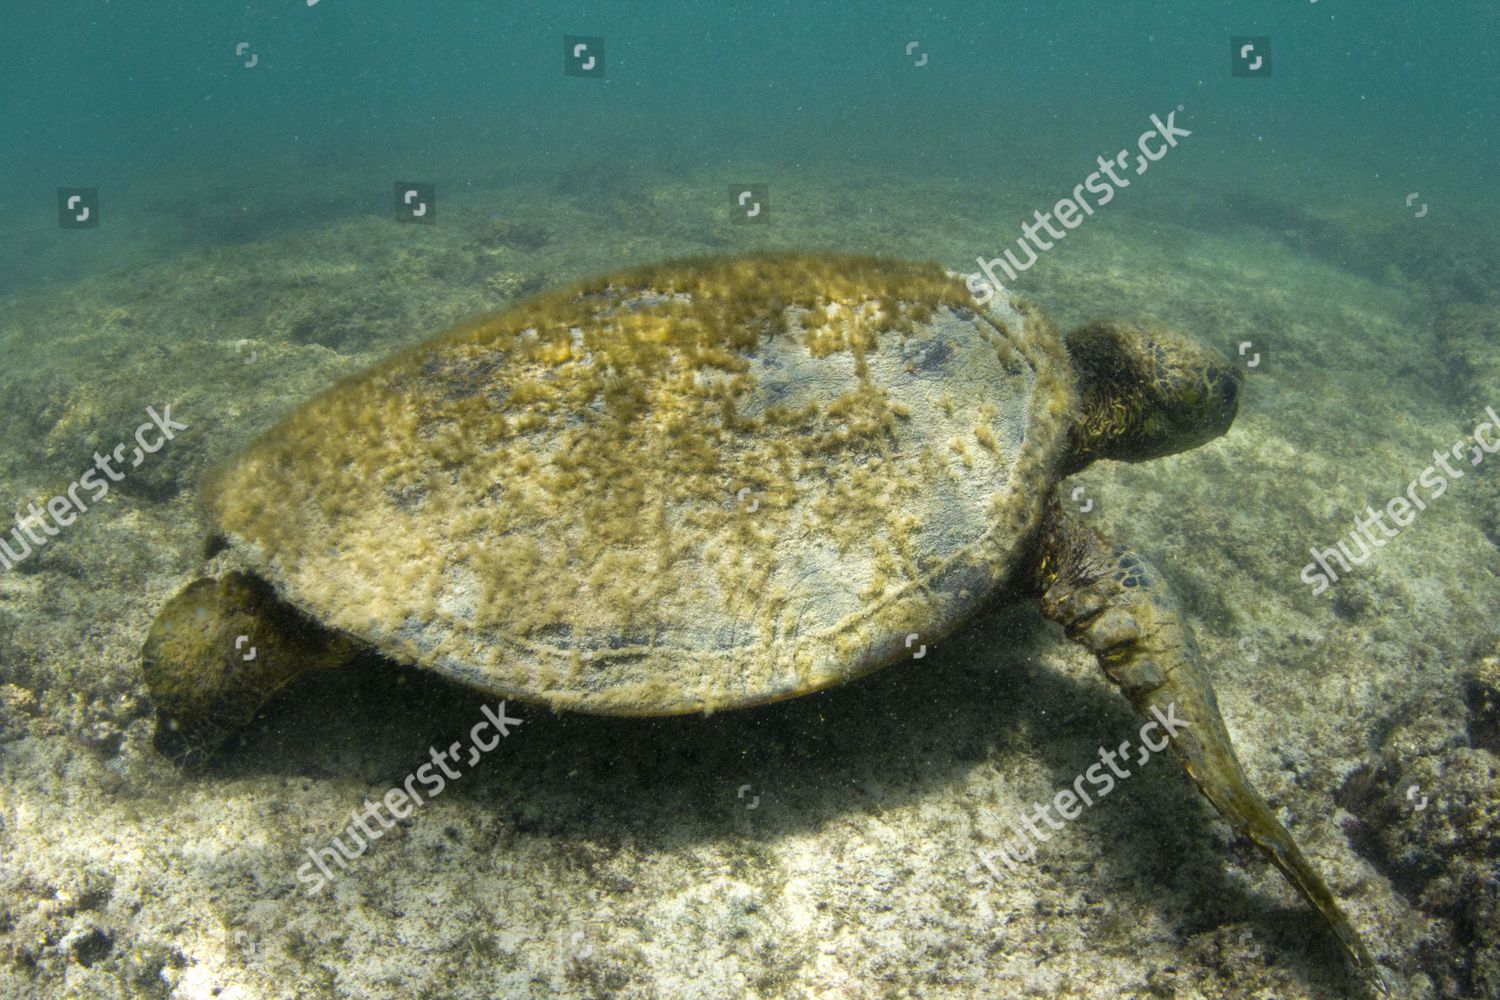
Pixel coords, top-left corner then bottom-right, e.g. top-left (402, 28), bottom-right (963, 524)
top-left (191, 592), bottom-right (1353, 991)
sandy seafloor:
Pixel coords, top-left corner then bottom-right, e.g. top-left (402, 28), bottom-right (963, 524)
top-left (0, 156), bottom-right (1497, 1000)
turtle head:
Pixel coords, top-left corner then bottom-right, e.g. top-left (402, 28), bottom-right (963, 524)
top-left (142, 571), bottom-right (356, 766)
top-left (1062, 320), bottom-right (1241, 474)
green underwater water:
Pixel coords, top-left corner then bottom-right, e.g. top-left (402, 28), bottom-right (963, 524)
top-left (0, 2), bottom-right (1497, 999)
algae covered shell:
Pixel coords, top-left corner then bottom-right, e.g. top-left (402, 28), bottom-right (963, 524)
top-left (205, 253), bottom-right (1075, 714)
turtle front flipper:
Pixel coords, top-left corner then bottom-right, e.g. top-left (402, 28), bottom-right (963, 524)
top-left (1031, 501), bottom-right (1387, 992)
top-left (142, 572), bottom-right (359, 766)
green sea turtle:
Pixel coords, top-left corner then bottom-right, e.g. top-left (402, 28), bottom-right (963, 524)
top-left (142, 252), bottom-right (1383, 987)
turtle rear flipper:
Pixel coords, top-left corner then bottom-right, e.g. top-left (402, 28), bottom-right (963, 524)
top-left (1033, 501), bottom-right (1387, 993)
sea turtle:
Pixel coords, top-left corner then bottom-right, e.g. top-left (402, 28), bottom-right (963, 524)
top-left (142, 252), bottom-right (1382, 988)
